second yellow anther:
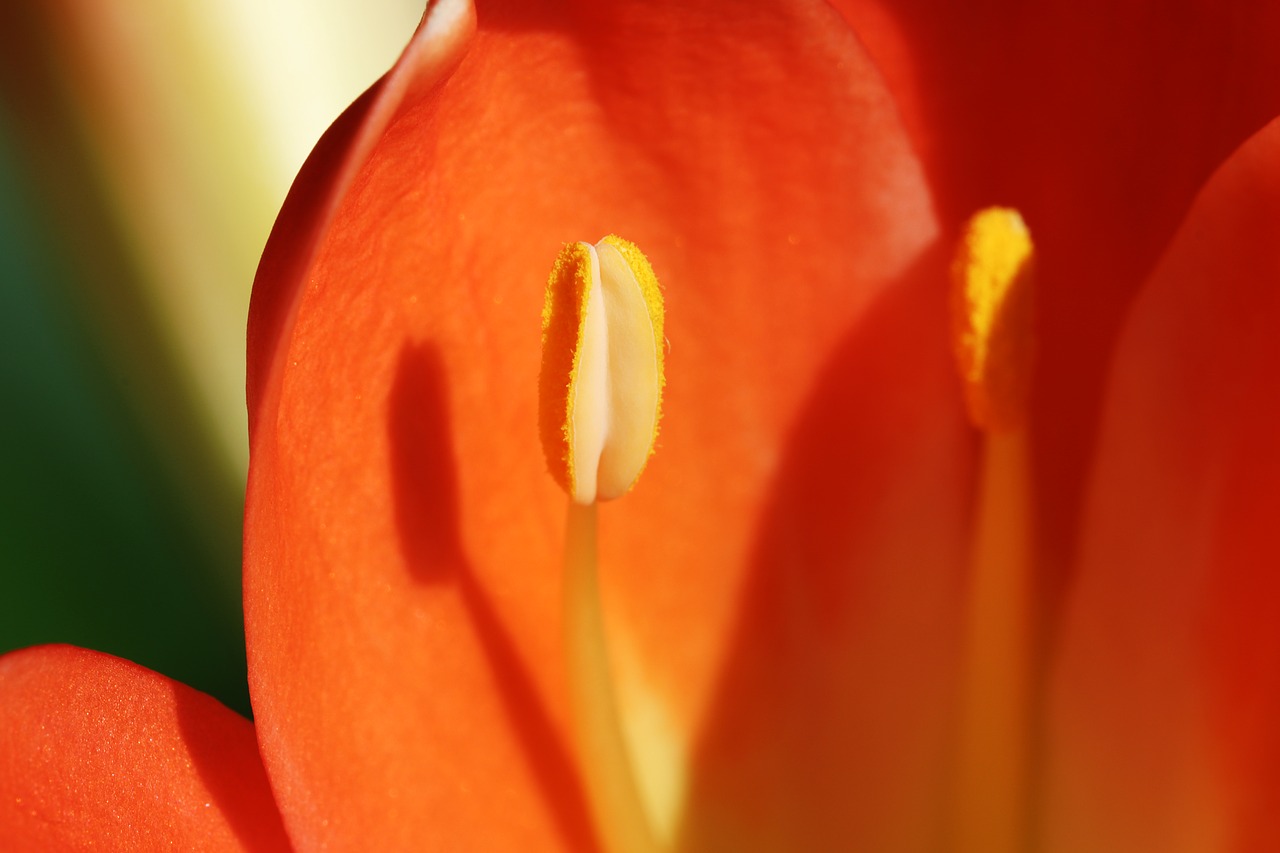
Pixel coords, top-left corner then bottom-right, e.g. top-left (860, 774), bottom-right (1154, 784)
top-left (951, 207), bottom-right (1035, 433)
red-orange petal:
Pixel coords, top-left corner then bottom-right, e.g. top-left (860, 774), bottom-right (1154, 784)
top-left (0, 645), bottom-right (289, 852)
top-left (1041, 117), bottom-right (1280, 850)
top-left (245, 0), bottom-right (966, 849)
top-left (835, 0), bottom-right (1280, 588)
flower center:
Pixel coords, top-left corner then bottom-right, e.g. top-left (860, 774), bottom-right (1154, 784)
top-left (949, 208), bottom-right (1038, 853)
top-left (541, 238), bottom-right (666, 853)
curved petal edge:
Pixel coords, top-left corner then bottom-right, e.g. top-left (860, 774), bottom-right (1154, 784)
top-left (1044, 116), bottom-right (1280, 853)
top-left (0, 644), bottom-right (289, 853)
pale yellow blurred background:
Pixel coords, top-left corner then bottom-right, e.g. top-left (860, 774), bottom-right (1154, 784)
top-left (52, 0), bottom-right (423, 476)
top-left (0, 0), bottom-right (423, 713)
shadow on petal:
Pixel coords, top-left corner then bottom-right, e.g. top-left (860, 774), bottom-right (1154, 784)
top-left (677, 246), bottom-right (975, 852)
top-left (388, 341), bottom-right (600, 852)
top-left (171, 684), bottom-right (291, 852)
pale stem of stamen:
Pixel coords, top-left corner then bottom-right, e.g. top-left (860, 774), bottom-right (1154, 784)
top-left (563, 502), bottom-right (660, 853)
top-left (950, 427), bottom-right (1035, 853)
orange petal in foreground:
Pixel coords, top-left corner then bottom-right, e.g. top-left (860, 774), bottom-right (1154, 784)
top-left (0, 645), bottom-right (288, 852)
top-left (243, 0), bottom-right (963, 849)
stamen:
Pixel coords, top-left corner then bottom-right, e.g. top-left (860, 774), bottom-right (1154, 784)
top-left (948, 208), bottom-right (1037, 853)
top-left (949, 429), bottom-right (1035, 853)
top-left (541, 237), bottom-right (666, 853)
top-left (540, 236), bottom-right (665, 504)
top-left (951, 207), bottom-right (1034, 432)
top-left (563, 503), bottom-right (659, 853)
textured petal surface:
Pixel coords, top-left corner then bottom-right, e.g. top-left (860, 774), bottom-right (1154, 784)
top-left (1042, 118), bottom-right (1280, 851)
top-left (836, 0), bottom-right (1280, 588)
top-left (245, 0), bottom-right (966, 849)
top-left (0, 645), bottom-right (288, 852)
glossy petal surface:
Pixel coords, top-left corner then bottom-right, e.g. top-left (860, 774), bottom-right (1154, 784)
top-left (1043, 118), bottom-right (1280, 851)
top-left (0, 645), bottom-right (288, 852)
top-left (245, 0), bottom-right (965, 849)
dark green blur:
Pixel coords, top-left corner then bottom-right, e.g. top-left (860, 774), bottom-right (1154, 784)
top-left (0, 106), bottom-right (250, 716)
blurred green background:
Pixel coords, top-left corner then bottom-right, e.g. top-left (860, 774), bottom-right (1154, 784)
top-left (0, 1), bottom-right (420, 716)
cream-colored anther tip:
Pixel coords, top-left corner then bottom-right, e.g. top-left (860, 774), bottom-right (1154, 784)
top-left (539, 236), bottom-right (665, 504)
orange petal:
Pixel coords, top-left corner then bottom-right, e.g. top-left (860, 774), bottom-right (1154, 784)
top-left (673, 246), bottom-right (973, 851)
top-left (0, 645), bottom-right (288, 852)
top-left (835, 0), bottom-right (1280, 585)
top-left (1042, 117), bottom-right (1280, 851)
top-left (245, 0), bottom-right (961, 849)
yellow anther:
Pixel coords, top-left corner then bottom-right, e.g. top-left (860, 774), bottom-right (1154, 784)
top-left (539, 236), bottom-right (665, 504)
top-left (950, 207), bottom-right (1035, 432)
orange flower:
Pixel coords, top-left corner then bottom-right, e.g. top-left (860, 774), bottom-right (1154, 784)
top-left (5, 1), bottom-right (1280, 850)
